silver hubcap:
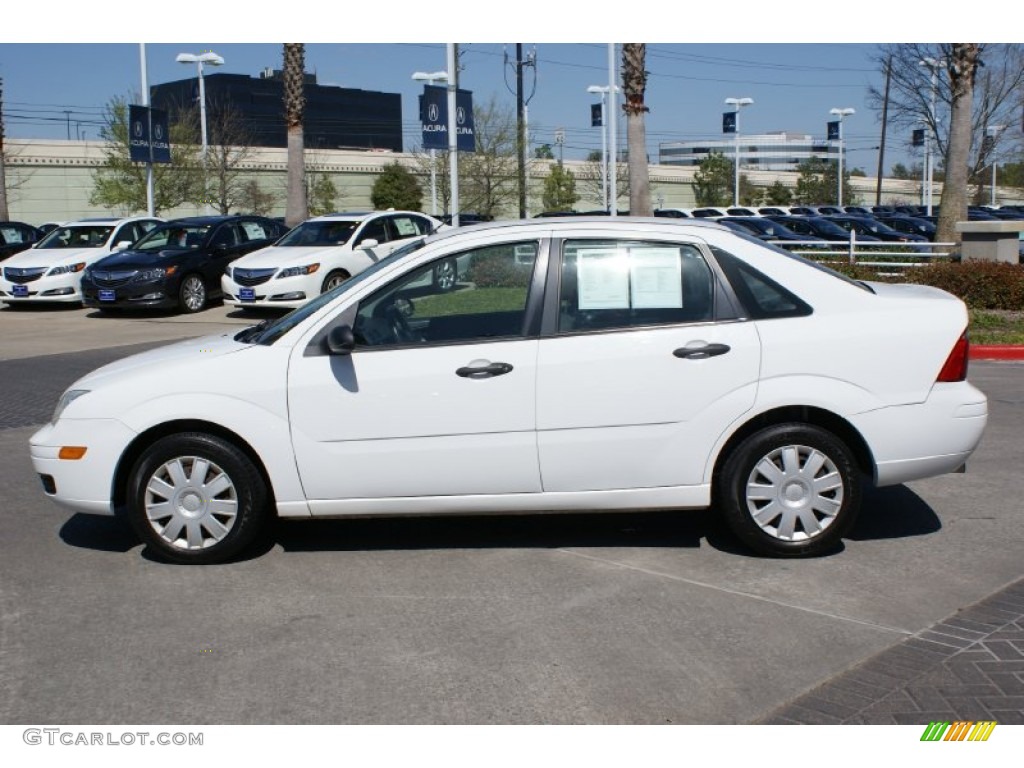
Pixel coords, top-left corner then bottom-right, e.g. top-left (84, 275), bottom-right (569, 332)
top-left (144, 456), bottom-right (238, 550)
top-left (325, 274), bottom-right (346, 292)
top-left (183, 277), bottom-right (205, 310)
top-left (435, 261), bottom-right (456, 290)
top-left (745, 444), bottom-right (844, 542)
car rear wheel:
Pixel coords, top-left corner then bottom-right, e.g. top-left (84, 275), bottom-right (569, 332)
top-left (320, 270), bottom-right (350, 294)
top-left (126, 433), bottom-right (270, 564)
top-left (717, 423), bottom-right (862, 557)
top-left (178, 274), bottom-right (207, 313)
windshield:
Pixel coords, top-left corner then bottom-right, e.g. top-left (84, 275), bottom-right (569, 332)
top-left (133, 224), bottom-right (211, 252)
top-left (276, 220), bottom-right (359, 247)
top-left (237, 239), bottom-right (427, 346)
top-left (810, 219), bottom-right (849, 238)
top-left (37, 225), bottom-right (113, 249)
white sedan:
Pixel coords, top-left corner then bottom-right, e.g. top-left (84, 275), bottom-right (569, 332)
top-left (32, 217), bottom-right (987, 564)
top-left (0, 217), bottom-right (162, 305)
top-left (221, 210), bottom-right (444, 310)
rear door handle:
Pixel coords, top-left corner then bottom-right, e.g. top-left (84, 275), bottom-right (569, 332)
top-left (673, 343), bottom-right (731, 360)
top-left (456, 361), bottom-right (514, 378)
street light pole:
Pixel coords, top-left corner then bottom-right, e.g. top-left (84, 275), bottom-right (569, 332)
top-left (139, 43), bottom-right (154, 217)
top-left (987, 125), bottom-right (1005, 207)
top-left (724, 97), bottom-right (753, 207)
top-left (177, 51), bottom-right (224, 215)
top-left (919, 57), bottom-right (944, 216)
top-left (412, 71), bottom-right (448, 217)
top-left (830, 108), bottom-right (855, 207)
top-left (588, 85), bottom-right (618, 211)
top-left (607, 43), bottom-right (618, 217)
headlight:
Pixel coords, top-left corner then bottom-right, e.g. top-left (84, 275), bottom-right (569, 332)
top-left (52, 389), bottom-right (90, 424)
top-left (47, 262), bottom-right (85, 276)
top-left (135, 266), bottom-right (177, 282)
top-left (276, 264), bottom-right (319, 279)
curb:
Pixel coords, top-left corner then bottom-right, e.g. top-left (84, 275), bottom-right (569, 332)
top-left (970, 345), bottom-right (1024, 361)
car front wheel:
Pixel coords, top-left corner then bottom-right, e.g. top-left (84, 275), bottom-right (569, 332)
top-left (126, 433), bottom-right (270, 564)
top-left (320, 270), bottom-right (350, 294)
top-left (178, 274), bottom-right (207, 313)
top-left (432, 258), bottom-right (458, 292)
top-left (717, 423), bottom-right (862, 557)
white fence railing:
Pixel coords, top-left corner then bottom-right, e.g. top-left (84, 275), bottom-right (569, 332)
top-left (771, 231), bottom-right (956, 274)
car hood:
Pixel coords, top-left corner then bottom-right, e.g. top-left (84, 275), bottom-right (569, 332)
top-left (232, 245), bottom-right (340, 269)
top-left (91, 249), bottom-right (188, 270)
top-left (72, 333), bottom-right (251, 390)
top-left (3, 247), bottom-right (99, 268)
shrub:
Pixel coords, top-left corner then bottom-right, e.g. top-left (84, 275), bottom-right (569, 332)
top-left (466, 251), bottom-right (533, 288)
top-left (904, 260), bottom-right (1024, 310)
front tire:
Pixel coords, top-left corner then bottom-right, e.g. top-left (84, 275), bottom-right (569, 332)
top-left (432, 258), bottom-right (458, 292)
top-left (178, 274), bottom-right (207, 313)
top-left (717, 423), bottom-right (862, 557)
top-left (126, 433), bottom-right (270, 564)
top-left (320, 270), bottom-right (350, 295)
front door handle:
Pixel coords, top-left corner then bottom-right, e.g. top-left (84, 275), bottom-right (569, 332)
top-left (456, 361), bottom-right (514, 378)
top-left (673, 343), bottom-right (731, 360)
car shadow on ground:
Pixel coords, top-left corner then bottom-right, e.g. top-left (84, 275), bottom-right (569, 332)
top-left (57, 484), bottom-right (942, 564)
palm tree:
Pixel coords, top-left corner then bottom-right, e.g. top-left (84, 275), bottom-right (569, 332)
top-left (283, 44), bottom-right (308, 227)
top-left (936, 45), bottom-right (984, 247)
top-left (622, 43), bottom-right (652, 216)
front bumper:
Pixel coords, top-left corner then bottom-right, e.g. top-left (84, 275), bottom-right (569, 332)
top-left (81, 276), bottom-right (179, 309)
top-left (0, 273), bottom-right (83, 303)
top-left (222, 273), bottom-right (313, 310)
top-left (30, 418), bottom-right (140, 516)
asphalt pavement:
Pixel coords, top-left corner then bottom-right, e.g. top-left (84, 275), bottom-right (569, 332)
top-left (0, 304), bottom-right (1021, 725)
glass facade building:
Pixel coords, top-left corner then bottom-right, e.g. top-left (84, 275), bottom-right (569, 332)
top-left (659, 132), bottom-right (839, 170)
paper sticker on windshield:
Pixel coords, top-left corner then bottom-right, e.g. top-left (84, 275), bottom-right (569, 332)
top-left (576, 247), bottom-right (629, 309)
top-left (393, 218), bottom-right (418, 237)
top-left (630, 247), bottom-right (683, 308)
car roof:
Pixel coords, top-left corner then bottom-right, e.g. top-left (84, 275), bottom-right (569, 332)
top-left (423, 216), bottom-right (726, 246)
top-left (165, 215), bottom-right (271, 226)
top-left (308, 210), bottom-right (431, 222)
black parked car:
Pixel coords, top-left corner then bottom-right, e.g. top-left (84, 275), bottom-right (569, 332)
top-left (0, 221), bottom-right (44, 261)
top-left (826, 215), bottom-right (929, 244)
top-left (765, 215), bottom-right (880, 241)
top-left (875, 215), bottom-right (937, 241)
top-left (718, 217), bottom-right (822, 244)
top-left (81, 215), bottom-right (287, 313)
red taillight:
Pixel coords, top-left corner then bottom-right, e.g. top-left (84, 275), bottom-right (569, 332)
top-left (937, 331), bottom-right (969, 382)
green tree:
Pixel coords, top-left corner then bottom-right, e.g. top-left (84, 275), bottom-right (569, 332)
top-left (794, 157), bottom-right (856, 204)
top-left (693, 152), bottom-right (732, 206)
top-left (890, 162), bottom-right (920, 180)
top-left (90, 95), bottom-right (203, 214)
top-left (542, 164), bottom-right (579, 211)
top-left (236, 179), bottom-right (278, 216)
top-left (764, 180), bottom-right (792, 206)
top-left (371, 161), bottom-right (423, 211)
top-left (307, 173), bottom-right (338, 216)
top-left (585, 150), bottom-right (602, 162)
top-left (534, 144), bottom-right (554, 160)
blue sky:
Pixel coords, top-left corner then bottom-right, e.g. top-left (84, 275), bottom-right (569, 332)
top-left (0, 4), bottom-right (999, 173)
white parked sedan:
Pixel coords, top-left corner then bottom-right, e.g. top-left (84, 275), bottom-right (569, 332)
top-left (32, 218), bottom-right (987, 564)
top-left (221, 210), bottom-right (444, 310)
top-left (0, 217), bottom-right (163, 305)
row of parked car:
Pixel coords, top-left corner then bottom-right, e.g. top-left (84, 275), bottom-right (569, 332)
top-left (0, 210), bottom-right (444, 315)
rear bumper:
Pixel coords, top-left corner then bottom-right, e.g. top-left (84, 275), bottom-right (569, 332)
top-left (850, 382), bottom-right (988, 487)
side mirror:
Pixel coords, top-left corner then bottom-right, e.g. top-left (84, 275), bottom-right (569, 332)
top-left (324, 324), bottom-right (356, 356)
top-left (113, 241), bottom-right (132, 251)
top-left (359, 238), bottom-right (379, 250)
top-left (212, 244), bottom-right (229, 255)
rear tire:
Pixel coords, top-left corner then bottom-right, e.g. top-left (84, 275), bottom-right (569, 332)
top-left (716, 423), bottom-right (862, 557)
top-left (127, 433), bottom-right (270, 565)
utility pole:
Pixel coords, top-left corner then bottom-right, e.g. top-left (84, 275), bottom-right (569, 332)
top-left (0, 77), bottom-right (9, 220)
top-left (506, 45), bottom-right (537, 219)
top-left (875, 55), bottom-right (891, 207)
